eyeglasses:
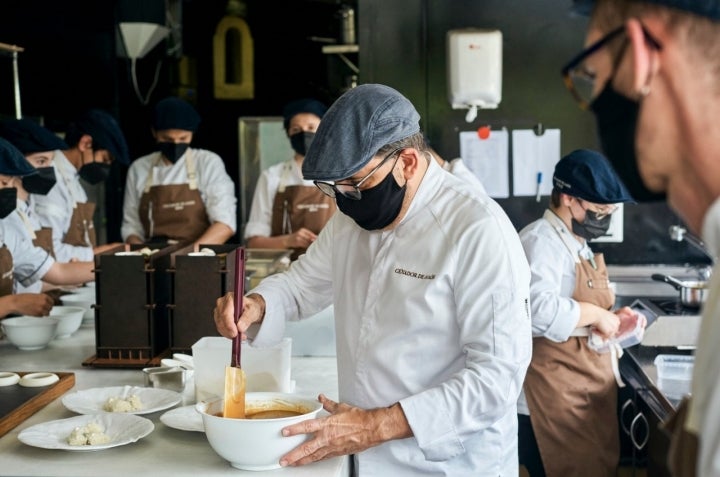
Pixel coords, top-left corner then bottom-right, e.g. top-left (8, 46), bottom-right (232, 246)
top-left (561, 23), bottom-right (662, 110)
top-left (314, 148), bottom-right (403, 200)
top-left (579, 200), bottom-right (618, 220)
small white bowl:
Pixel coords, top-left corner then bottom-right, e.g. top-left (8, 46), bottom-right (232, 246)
top-left (1, 316), bottom-right (59, 350)
top-left (59, 294), bottom-right (94, 322)
top-left (49, 306), bottom-right (85, 339)
top-left (196, 392), bottom-right (323, 471)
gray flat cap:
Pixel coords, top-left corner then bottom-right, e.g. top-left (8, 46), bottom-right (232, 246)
top-left (302, 84), bottom-right (420, 181)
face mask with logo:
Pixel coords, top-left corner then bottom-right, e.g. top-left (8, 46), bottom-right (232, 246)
top-left (157, 142), bottom-right (189, 164)
top-left (0, 187), bottom-right (17, 219)
top-left (571, 209), bottom-right (613, 240)
top-left (590, 82), bottom-right (665, 202)
top-left (335, 170), bottom-right (406, 231)
top-left (289, 131), bottom-right (315, 157)
top-left (22, 167), bottom-right (57, 195)
top-left (79, 162), bottom-right (111, 185)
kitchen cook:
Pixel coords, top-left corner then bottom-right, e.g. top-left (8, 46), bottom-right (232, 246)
top-left (0, 138), bottom-right (93, 316)
top-left (244, 98), bottom-right (334, 260)
top-left (215, 84), bottom-right (532, 476)
top-left (568, 1), bottom-right (720, 475)
top-left (121, 96), bottom-right (237, 248)
top-left (517, 149), bottom-right (643, 476)
top-left (31, 109), bottom-right (127, 262)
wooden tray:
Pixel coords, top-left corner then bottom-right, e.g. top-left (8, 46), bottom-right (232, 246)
top-left (0, 371), bottom-right (75, 437)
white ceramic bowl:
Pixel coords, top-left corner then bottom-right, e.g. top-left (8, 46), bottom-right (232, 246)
top-left (49, 306), bottom-right (85, 339)
top-left (1, 316), bottom-right (59, 350)
top-left (59, 294), bottom-right (94, 321)
top-left (196, 392), bottom-right (323, 471)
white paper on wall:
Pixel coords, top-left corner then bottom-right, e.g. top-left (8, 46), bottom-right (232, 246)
top-left (511, 129), bottom-right (561, 198)
top-left (458, 128), bottom-right (509, 198)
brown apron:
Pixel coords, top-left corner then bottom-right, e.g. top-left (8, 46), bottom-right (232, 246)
top-left (270, 183), bottom-right (335, 260)
top-left (0, 244), bottom-right (13, 297)
top-left (33, 227), bottom-right (55, 259)
top-left (524, 213), bottom-right (618, 477)
top-left (138, 151), bottom-right (210, 244)
top-left (62, 202), bottom-right (97, 247)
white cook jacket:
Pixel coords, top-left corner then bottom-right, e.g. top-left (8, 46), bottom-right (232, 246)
top-left (5, 198), bottom-right (46, 293)
top-left (515, 209), bottom-right (594, 415)
top-left (243, 159), bottom-right (311, 239)
top-left (121, 148), bottom-right (237, 242)
top-left (251, 159), bottom-right (532, 476)
top-left (688, 196), bottom-right (720, 476)
top-left (32, 150), bottom-right (94, 262)
top-left (440, 156), bottom-right (488, 196)
top-left (0, 213), bottom-right (54, 291)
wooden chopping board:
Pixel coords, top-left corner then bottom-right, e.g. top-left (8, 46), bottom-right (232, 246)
top-left (0, 371), bottom-right (75, 437)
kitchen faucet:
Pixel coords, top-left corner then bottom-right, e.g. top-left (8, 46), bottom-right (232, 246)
top-left (669, 225), bottom-right (714, 279)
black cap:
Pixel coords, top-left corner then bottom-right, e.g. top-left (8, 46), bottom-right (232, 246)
top-left (282, 99), bottom-right (328, 131)
top-left (65, 109), bottom-right (130, 165)
top-left (572, 0), bottom-right (720, 20)
top-left (0, 118), bottom-right (67, 154)
top-left (0, 137), bottom-right (37, 177)
top-left (553, 149), bottom-right (635, 204)
top-left (153, 97), bottom-right (201, 132)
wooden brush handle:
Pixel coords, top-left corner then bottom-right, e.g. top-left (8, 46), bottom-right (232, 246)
top-left (231, 247), bottom-right (245, 368)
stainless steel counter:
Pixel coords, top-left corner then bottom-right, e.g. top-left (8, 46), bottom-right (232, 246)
top-left (0, 326), bottom-right (348, 477)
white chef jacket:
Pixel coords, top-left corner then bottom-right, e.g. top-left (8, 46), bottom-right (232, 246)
top-left (243, 159), bottom-right (311, 239)
top-left (121, 148), bottom-right (237, 242)
top-left (440, 156), bottom-right (488, 196)
top-left (32, 150), bottom-right (94, 263)
top-left (0, 212), bottom-right (54, 291)
top-left (251, 159), bottom-right (532, 476)
top-left (515, 209), bottom-right (595, 415)
top-left (4, 198), bottom-right (46, 293)
top-left (687, 196), bottom-right (720, 476)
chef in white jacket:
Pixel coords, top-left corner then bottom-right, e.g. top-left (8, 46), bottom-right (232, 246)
top-left (32, 109), bottom-right (128, 262)
top-left (215, 84), bottom-right (532, 476)
top-left (121, 97), bottom-right (236, 248)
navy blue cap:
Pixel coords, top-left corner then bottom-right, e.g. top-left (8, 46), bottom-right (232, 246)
top-left (66, 109), bottom-right (130, 165)
top-left (153, 97), bottom-right (201, 132)
top-left (0, 137), bottom-right (37, 177)
top-left (553, 149), bottom-right (635, 204)
top-left (302, 84), bottom-right (420, 181)
top-left (0, 118), bottom-right (67, 154)
top-left (572, 0), bottom-right (720, 20)
top-left (282, 99), bottom-right (328, 131)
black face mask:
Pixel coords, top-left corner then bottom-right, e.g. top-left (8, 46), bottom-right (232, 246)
top-left (22, 167), bottom-right (57, 195)
top-left (157, 142), bottom-right (189, 164)
top-left (590, 82), bottom-right (665, 202)
top-left (335, 170), bottom-right (406, 231)
top-left (571, 209), bottom-right (613, 240)
top-left (0, 187), bottom-right (17, 219)
top-left (289, 131), bottom-right (315, 156)
top-left (79, 162), bottom-right (111, 185)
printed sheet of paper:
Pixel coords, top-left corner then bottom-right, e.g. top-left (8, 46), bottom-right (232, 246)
top-left (458, 129), bottom-right (509, 198)
top-left (511, 129), bottom-right (561, 198)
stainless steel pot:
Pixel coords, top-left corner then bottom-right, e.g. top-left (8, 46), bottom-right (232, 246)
top-left (651, 273), bottom-right (709, 308)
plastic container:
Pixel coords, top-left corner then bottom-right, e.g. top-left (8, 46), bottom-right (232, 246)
top-left (588, 312), bottom-right (645, 353)
top-left (654, 354), bottom-right (694, 399)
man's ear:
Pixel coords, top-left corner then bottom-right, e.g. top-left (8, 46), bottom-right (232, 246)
top-left (398, 148), bottom-right (421, 179)
top-left (626, 18), bottom-right (658, 95)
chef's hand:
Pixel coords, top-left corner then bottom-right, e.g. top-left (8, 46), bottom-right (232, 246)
top-left (284, 228), bottom-right (317, 249)
top-left (213, 292), bottom-right (265, 339)
top-left (591, 309), bottom-right (621, 340)
top-left (614, 306), bottom-right (648, 335)
top-left (278, 394), bottom-right (413, 467)
top-left (2, 293), bottom-right (54, 317)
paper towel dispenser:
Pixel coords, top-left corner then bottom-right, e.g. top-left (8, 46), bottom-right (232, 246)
top-left (447, 29), bottom-right (502, 122)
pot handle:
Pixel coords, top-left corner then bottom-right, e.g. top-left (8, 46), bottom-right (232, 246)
top-left (651, 273), bottom-right (684, 290)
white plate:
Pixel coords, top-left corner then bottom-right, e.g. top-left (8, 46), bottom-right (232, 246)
top-left (18, 413), bottom-right (154, 451)
top-left (62, 385), bottom-right (182, 415)
top-left (160, 405), bottom-right (204, 432)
